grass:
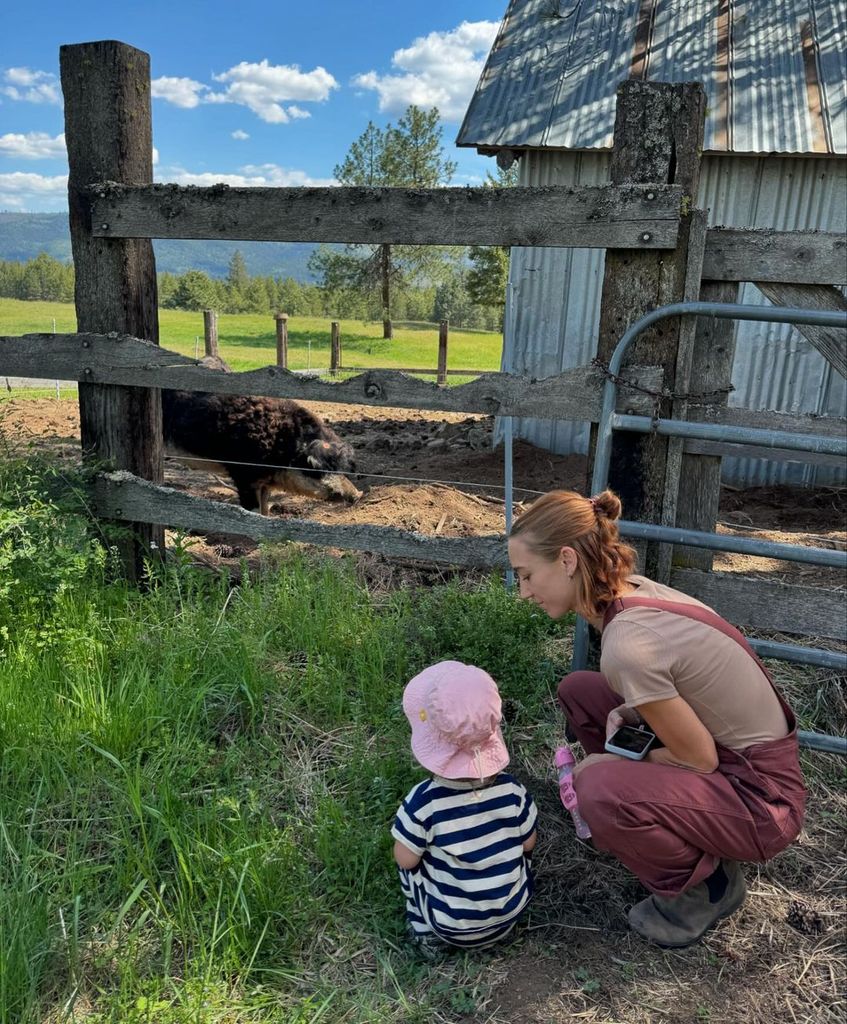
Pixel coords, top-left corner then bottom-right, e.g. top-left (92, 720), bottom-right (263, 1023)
top-left (0, 452), bottom-right (844, 1024)
top-left (0, 298), bottom-right (504, 376)
top-left (0, 453), bottom-right (569, 1023)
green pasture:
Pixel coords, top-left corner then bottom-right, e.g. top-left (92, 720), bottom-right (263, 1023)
top-left (0, 298), bottom-right (504, 376)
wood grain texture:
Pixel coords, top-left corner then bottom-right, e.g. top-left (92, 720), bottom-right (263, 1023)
top-left (60, 40), bottom-right (164, 576)
top-left (0, 333), bottom-right (663, 419)
top-left (93, 472), bottom-right (508, 568)
top-left (88, 182), bottom-right (683, 248)
top-left (670, 568), bottom-right (846, 641)
top-left (753, 282), bottom-right (847, 378)
top-left (703, 229), bottom-right (847, 285)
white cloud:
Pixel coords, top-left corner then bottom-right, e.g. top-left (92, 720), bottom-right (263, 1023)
top-left (352, 20), bottom-right (499, 121)
top-left (1, 67), bottom-right (61, 105)
top-left (151, 76), bottom-right (208, 108)
top-left (231, 129), bottom-right (250, 140)
top-left (209, 60), bottom-right (337, 123)
top-left (165, 163), bottom-right (336, 188)
top-left (0, 171), bottom-right (67, 210)
top-left (0, 131), bottom-right (66, 160)
top-left (152, 147), bottom-right (160, 165)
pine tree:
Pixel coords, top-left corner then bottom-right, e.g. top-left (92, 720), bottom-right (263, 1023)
top-left (310, 107), bottom-right (457, 339)
top-left (466, 166), bottom-right (517, 328)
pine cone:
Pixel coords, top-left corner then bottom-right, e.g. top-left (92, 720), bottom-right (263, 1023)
top-left (786, 900), bottom-right (825, 934)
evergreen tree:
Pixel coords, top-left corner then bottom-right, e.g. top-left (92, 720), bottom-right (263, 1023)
top-left (466, 166), bottom-right (517, 328)
top-left (166, 270), bottom-right (218, 311)
top-left (310, 106), bottom-right (457, 339)
top-left (227, 250), bottom-right (249, 291)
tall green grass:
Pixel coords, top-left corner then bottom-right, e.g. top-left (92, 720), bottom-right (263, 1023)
top-left (0, 455), bottom-right (567, 1023)
top-left (0, 298), bottom-right (503, 375)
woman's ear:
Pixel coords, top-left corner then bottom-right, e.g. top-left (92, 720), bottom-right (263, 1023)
top-left (559, 546), bottom-right (578, 577)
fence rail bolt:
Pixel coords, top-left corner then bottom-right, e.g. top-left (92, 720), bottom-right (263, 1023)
top-left (641, 232), bottom-right (652, 242)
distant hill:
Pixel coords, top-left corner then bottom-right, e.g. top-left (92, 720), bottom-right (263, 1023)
top-left (0, 212), bottom-right (323, 281)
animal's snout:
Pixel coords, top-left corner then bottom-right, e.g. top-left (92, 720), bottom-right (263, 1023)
top-left (325, 474), bottom-right (362, 503)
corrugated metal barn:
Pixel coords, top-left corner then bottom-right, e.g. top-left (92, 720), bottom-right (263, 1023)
top-left (457, 0), bottom-right (847, 486)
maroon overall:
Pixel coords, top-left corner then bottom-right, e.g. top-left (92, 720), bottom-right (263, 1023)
top-left (559, 597), bottom-right (807, 897)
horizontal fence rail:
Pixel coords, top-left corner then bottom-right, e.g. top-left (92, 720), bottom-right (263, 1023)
top-left (91, 473), bottom-right (847, 646)
top-left (88, 183), bottom-right (684, 248)
top-left (0, 332), bottom-right (663, 419)
top-left (94, 472), bottom-right (507, 568)
top-left (701, 229), bottom-right (847, 285)
top-left (5, 333), bottom-right (847, 441)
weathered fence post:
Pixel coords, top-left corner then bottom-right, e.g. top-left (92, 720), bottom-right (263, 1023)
top-left (275, 312), bottom-right (289, 368)
top-left (437, 320), bottom-right (449, 385)
top-left (673, 279), bottom-right (739, 569)
top-left (60, 40), bottom-right (163, 580)
top-left (203, 309), bottom-right (219, 358)
top-left (330, 321), bottom-right (341, 376)
top-left (591, 80), bottom-right (707, 580)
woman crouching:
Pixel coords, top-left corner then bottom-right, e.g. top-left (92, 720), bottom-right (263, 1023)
top-left (508, 488), bottom-right (806, 948)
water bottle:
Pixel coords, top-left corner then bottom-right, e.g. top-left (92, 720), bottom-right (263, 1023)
top-left (554, 746), bottom-right (592, 839)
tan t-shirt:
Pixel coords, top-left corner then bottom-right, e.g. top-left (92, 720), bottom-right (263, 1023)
top-left (600, 576), bottom-right (788, 750)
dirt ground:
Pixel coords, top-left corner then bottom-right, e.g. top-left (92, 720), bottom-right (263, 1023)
top-left (3, 396), bottom-right (845, 590)
top-left (2, 395), bottom-right (846, 1023)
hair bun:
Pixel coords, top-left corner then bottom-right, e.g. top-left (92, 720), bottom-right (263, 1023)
top-left (591, 490), bottom-right (622, 521)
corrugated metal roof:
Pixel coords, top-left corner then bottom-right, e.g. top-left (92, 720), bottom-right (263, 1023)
top-left (458, 0), bottom-right (847, 155)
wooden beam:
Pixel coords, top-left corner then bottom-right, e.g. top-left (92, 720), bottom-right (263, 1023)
top-left (674, 279), bottom-right (740, 570)
top-left (683, 438), bottom-right (846, 469)
top-left (593, 80), bottom-right (707, 580)
top-left (670, 569), bottom-right (846, 641)
top-left (93, 472), bottom-right (508, 569)
top-left (0, 333), bottom-right (663, 419)
top-left (60, 40), bottom-right (163, 580)
top-left (703, 229), bottom-right (847, 285)
top-left (753, 283), bottom-right (847, 379)
top-left (89, 473), bottom-right (847, 640)
top-left (657, 208), bottom-right (709, 581)
top-left (684, 401), bottom-right (845, 440)
top-left (87, 182), bottom-right (683, 249)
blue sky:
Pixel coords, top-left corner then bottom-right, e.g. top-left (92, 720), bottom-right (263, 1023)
top-left (0, 1), bottom-right (506, 212)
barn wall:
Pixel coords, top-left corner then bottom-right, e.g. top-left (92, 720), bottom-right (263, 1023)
top-left (498, 151), bottom-right (847, 487)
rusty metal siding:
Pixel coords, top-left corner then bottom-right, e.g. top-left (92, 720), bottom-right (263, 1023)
top-left (458, 0), bottom-right (847, 156)
top-left (498, 151), bottom-right (847, 487)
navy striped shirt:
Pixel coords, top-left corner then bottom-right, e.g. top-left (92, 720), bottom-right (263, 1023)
top-left (392, 773), bottom-right (536, 946)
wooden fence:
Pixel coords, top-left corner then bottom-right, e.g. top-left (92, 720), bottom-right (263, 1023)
top-left (1, 41), bottom-right (845, 648)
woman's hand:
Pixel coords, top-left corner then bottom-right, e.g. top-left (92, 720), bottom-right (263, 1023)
top-left (605, 703), bottom-right (642, 740)
top-left (572, 752), bottom-right (623, 780)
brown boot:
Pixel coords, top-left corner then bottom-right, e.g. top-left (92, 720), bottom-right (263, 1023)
top-left (628, 861), bottom-right (746, 948)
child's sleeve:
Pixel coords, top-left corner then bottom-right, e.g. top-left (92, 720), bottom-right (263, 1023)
top-left (515, 785), bottom-right (538, 841)
top-left (391, 785), bottom-right (428, 856)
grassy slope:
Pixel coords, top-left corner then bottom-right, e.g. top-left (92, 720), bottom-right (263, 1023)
top-left (0, 298), bottom-right (504, 375)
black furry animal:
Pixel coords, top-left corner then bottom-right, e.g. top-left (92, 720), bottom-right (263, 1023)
top-left (162, 361), bottom-right (359, 514)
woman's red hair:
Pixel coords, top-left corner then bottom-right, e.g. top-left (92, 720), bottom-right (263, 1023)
top-left (510, 489), bottom-right (637, 619)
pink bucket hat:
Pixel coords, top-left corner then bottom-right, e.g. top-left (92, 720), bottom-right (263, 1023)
top-left (403, 661), bottom-right (510, 780)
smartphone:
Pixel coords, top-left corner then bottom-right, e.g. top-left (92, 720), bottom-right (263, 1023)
top-left (604, 724), bottom-right (657, 761)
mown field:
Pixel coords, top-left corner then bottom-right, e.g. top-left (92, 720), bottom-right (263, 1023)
top-left (0, 298), bottom-right (504, 376)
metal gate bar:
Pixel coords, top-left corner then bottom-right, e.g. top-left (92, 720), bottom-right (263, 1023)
top-left (569, 301), bottom-right (847, 755)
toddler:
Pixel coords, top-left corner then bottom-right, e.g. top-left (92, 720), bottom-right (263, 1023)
top-left (391, 661), bottom-right (537, 952)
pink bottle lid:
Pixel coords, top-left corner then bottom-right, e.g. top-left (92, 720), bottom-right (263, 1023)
top-left (554, 746), bottom-right (575, 768)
